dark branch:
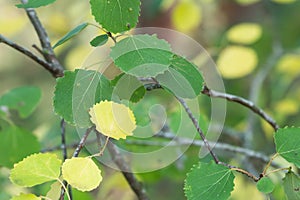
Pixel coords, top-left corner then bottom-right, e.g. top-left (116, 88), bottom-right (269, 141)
top-left (201, 85), bottom-right (279, 131)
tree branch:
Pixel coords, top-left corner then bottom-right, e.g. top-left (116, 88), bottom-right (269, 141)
top-left (201, 85), bottom-right (279, 131)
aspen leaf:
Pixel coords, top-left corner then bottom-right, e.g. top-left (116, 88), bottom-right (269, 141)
top-left (217, 46), bottom-right (258, 79)
top-left (89, 100), bottom-right (136, 140)
top-left (226, 23), bottom-right (262, 44)
top-left (62, 157), bottom-right (102, 191)
top-left (283, 171), bottom-right (300, 200)
top-left (256, 177), bottom-right (275, 194)
top-left (11, 193), bottom-right (41, 200)
top-left (277, 54), bottom-right (300, 77)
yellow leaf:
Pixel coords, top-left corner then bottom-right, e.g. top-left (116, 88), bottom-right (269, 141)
top-left (271, 0), bottom-right (296, 4)
top-left (226, 23), bottom-right (262, 44)
top-left (11, 193), bottom-right (41, 200)
top-left (217, 46), bottom-right (258, 79)
top-left (89, 100), bottom-right (136, 140)
top-left (171, 1), bottom-right (202, 33)
top-left (276, 54), bottom-right (300, 77)
top-left (62, 157), bottom-right (102, 192)
top-left (235, 0), bottom-right (261, 5)
top-left (274, 99), bottom-right (298, 116)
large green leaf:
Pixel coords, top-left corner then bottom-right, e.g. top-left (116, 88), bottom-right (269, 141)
top-left (52, 23), bottom-right (89, 49)
top-left (274, 127), bottom-right (300, 167)
top-left (16, 0), bottom-right (56, 8)
top-left (0, 125), bottom-right (40, 168)
top-left (110, 34), bottom-right (173, 77)
top-left (90, 0), bottom-right (140, 33)
top-left (0, 86), bottom-right (41, 118)
top-left (184, 162), bottom-right (235, 200)
top-left (10, 153), bottom-right (61, 187)
top-left (53, 69), bottom-right (113, 127)
top-left (283, 171), bottom-right (300, 200)
top-left (156, 54), bottom-right (203, 98)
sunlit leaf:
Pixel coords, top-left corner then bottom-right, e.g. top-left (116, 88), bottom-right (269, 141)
top-left (156, 54), bottom-right (203, 98)
top-left (283, 171), bottom-right (300, 200)
top-left (62, 157), bottom-right (102, 191)
top-left (110, 34), bottom-right (173, 77)
top-left (10, 153), bottom-right (61, 187)
top-left (217, 46), bottom-right (258, 79)
top-left (226, 23), bottom-right (262, 44)
top-left (16, 0), bottom-right (56, 8)
top-left (184, 161), bottom-right (235, 200)
top-left (172, 1), bottom-right (202, 32)
top-left (90, 0), bottom-right (141, 33)
top-left (90, 34), bottom-right (109, 47)
top-left (11, 193), bottom-right (41, 200)
top-left (276, 54), bottom-right (300, 77)
top-left (89, 100), bottom-right (136, 140)
top-left (0, 126), bottom-right (40, 168)
top-left (274, 127), bottom-right (300, 167)
top-left (256, 177), bottom-right (275, 194)
top-left (52, 23), bottom-right (88, 49)
top-left (0, 86), bottom-right (41, 118)
top-left (46, 181), bottom-right (61, 200)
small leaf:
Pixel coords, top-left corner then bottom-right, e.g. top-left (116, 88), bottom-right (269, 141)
top-left (226, 23), bottom-right (262, 44)
top-left (274, 127), bottom-right (300, 167)
top-left (156, 54), bottom-right (203, 98)
top-left (110, 34), bottom-right (173, 77)
top-left (256, 177), bottom-right (275, 194)
top-left (62, 157), bottom-right (102, 191)
top-left (0, 86), bottom-right (41, 118)
top-left (90, 34), bottom-right (109, 47)
top-left (184, 161), bottom-right (235, 200)
top-left (89, 100), bottom-right (136, 140)
top-left (283, 171), bottom-right (300, 200)
top-left (10, 153), bottom-right (61, 187)
top-left (52, 23), bottom-right (88, 49)
top-left (53, 69), bottom-right (113, 127)
top-left (90, 0), bottom-right (141, 33)
top-left (16, 0), bottom-right (56, 8)
top-left (11, 193), bottom-right (41, 200)
top-left (46, 181), bottom-right (61, 200)
top-left (0, 125), bottom-right (40, 168)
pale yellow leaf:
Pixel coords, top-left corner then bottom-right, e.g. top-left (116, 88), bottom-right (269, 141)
top-left (46, 181), bottom-right (61, 200)
top-left (235, 0), bottom-right (260, 5)
top-left (89, 100), bottom-right (136, 140)
top-left (11, 193), bottom-right (41, 200)
top-left (62, 157), bottom-right (102, 192)
top-left (217, 46), bottom-right (258, 79)
top-left (226, 23), bottom-right (262, 44)
top-left (276, 54), bottom-right (300, 77)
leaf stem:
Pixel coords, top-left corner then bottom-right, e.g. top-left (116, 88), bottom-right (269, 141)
top-left (57, 178), bottom-right (71, 200)
top-left (262, 153), bottom-right (279, 176)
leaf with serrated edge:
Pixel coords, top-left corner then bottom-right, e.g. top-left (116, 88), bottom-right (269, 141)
top-left (184, 161), bottom-right (235, 200)
top-left (16, 0), bottom-right (56, 8)
top-left (274, 127), bottom-right (300, 168)
top-left (11, 193), bottom-right (41, 200)
top-left (256, 177), bottom-right (275, 194)
top-left (90, 0), bottom-right (140, 33)
top-left (156, 54), bottom-right (203, 98)
top-left (110, 34), bottom-right (173, 77)
top-left (10, 153), bottom-right (61, 187)
top-left (53, 69), bottom-right (113, 127)
top-left (62, 157), bottom-right (102, 191)
top-left (283, 171), bottom-right (300, 200)
top-left (53, 23), bottom-right (88, 49)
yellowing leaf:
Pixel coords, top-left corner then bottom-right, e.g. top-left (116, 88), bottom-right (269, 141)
top-left (271, 0), bottom-right (296, 4)
top-left (172, 1), bottom-right (202, 32)
top-left (217, 46), bottom-right (258, 79)
top-left (235, 0), bottom-right (260, 5)
top-left (275, 99), bottom-right (298, 116)
top-left (11, 193), bottom-right (41, 200)
top-left (62, 157), bottom-right (102, 192)
top-left (226, 23), bottom-right (262, 44)
top-left (46, 181), bottom-right (61, 200)
top-left (277, 54), bottom-right (300, 77)
top-left (89, 100), bottom-right (136, 140)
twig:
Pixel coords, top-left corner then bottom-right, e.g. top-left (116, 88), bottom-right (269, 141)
top-left (231, 168), bottom-right (259, 182)
top-left (61, 119), bottom-right (67, 161)
top-left (201, 85), bottom-right (279, 131)
top-left (105, 137), bottom-right (149, 200)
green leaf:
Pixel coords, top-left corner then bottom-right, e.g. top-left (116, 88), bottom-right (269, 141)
top-left (156, 54), bottom-right (203, 98)
top-left (52, 23), bottom-right (88, 49)
top-left (256, 177), bottom-right (275, 194)
top-left (184, 161), bottom-right (235, 200)
top-left (10, 153), bottom-right (61, 187)
top-left (0, 125), bottom-right (40, 168)
top-left (90, 34), bottom-right (109, 47)
top-left (16, 0), bottom-right (56, 8)
top-left (53, 69), bottom-right (113, 127)
top-left (0, 86), bottom-right (41, 118)
top-left (62, 157), bottom-right (102, 191)
top-left (90, 0), bottom-right (141, 33)
top-left (274, 127), bottom-right (300, 167)
top-left (110, 34), bottom-right (173, 77)
top-left (11, 193), bottom-right (41, 200)
top-left (112, 73), bottom-right (145, 103)
top-left (283, 171), bottom-right (300, 200)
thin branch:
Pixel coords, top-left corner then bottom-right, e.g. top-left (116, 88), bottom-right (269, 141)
top-left (61, 119), bottom-right (67, 161)
top-left (201, 85), bottom-right (279, 131)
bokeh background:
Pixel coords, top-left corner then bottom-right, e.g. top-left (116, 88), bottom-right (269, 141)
top-left (1, 0), bottom-right (300, 199)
